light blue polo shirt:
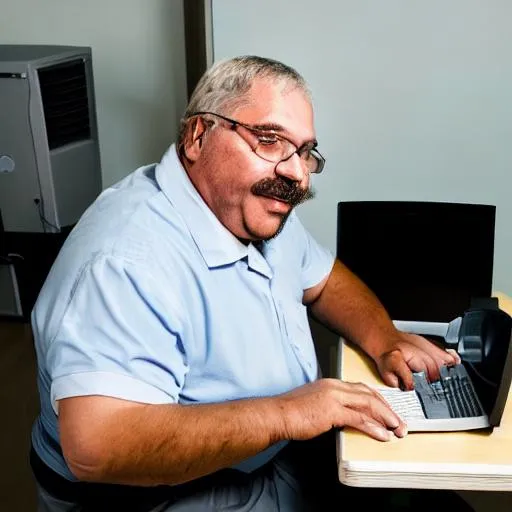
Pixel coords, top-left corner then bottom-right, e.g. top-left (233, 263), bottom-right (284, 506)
top-left (31, 145), bottom-right (335, 480)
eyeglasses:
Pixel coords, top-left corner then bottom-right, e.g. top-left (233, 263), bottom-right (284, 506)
top-left (190, 111), bottom-right (325, 174)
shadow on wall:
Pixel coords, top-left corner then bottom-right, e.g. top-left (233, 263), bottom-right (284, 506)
top-left (308, 314), bottom-right (339, 378)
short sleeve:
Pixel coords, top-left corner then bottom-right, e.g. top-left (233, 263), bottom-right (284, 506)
top-left (282, 212), bottom-right (335, 290)
top-left (47, 254), bottom-right (187, 413)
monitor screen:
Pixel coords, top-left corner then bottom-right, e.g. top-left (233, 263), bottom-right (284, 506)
top-left (336, 201), bottom-right (496, 322)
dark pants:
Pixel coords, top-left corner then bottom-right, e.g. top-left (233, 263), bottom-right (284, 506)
top-left (32, 432), bottom-right (475, 511)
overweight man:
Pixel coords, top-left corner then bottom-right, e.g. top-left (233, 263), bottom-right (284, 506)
top-left (30, 55), bottom-right (460, 511)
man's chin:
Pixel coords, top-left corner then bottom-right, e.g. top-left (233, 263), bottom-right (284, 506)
top-left (245, 213), bottom-right (291, 242)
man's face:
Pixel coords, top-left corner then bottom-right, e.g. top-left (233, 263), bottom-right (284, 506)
top-left (188, 78), bottom-right (316, 242)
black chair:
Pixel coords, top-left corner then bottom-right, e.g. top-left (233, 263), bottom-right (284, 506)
top-left (336, 201), bottom-right (496, 322)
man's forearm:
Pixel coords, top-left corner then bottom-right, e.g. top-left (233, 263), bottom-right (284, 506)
top-left (308, 259), bottom-right (396, 360)
top-left (60, 395), bottom-right (286, 487)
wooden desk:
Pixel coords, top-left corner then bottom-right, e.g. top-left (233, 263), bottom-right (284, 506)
top-left (336, 292), bottom-right (512, 491)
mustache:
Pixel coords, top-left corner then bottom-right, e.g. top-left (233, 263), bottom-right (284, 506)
top-left (251, 177), bottom-right (314, 207)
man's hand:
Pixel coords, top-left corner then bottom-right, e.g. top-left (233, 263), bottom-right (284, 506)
top-left (278, 378), bottom-right (407, 442)
top-left (373, 332), bottom-right (461, 390)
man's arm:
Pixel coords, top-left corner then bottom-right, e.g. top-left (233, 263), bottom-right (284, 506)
top-left (305, 259), bottom-right (458, 388)
top-left (304, 259), bottom-right (398, 360)
top-left (59, 378), bottom-right (406, 486)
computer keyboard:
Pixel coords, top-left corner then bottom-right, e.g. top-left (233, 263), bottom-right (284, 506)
top-left (377, 364), bottom-right (485, 422)
top-left (377, 388), bottom-right (426, 421)
top-left (412, 364), bottom-right (484, 419)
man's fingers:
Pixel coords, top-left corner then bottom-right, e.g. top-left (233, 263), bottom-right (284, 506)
top-left (417, 346), bottom-right (460, 380)
top-left (370, 390), bottom-right (408, 438)
top-left (446, 348), bottom-right (462, 365)
top-left (407, 333), bottom-right (460, 368)
top-left (392, 420), bottom-right (408, 438)
top-left (382, 372), bottom-right (399, 388)
top-left (340, 387), bottom-right (405, 434)
top-left (380, 352), bottom-right (414, 390)
top-left (409, 354), bottom-right (440, 382)
top-left (341, 409), bottom-right (408, 441)
top-left (340, 411), bottom-right (392, 441)
top-left (429, 346), bottom-right (459, 368)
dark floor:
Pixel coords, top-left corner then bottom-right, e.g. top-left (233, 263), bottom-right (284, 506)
top-left (0, 320), bottom-right (39, 511)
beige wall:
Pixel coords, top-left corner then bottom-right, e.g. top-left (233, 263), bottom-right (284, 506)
top-left (2, 0), bottom-right (188, 187)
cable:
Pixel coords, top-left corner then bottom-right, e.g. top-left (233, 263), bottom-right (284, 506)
top-left (27, 76), bottom-right (48, 232)
top-left (0, 253), bottom-right (25, 265)
top-left (7, 253), bottom-right (25, 261)
top-left (27, 72), bottom-right (60, 234)
top-left (34, 198), bottom-right (59, 232)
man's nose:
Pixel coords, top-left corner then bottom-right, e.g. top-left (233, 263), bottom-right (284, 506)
top-left (274, 153), bottom-right (307, 183)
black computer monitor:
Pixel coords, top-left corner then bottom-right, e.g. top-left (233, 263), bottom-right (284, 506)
top-left (337, 201), bottom-right (496, 322)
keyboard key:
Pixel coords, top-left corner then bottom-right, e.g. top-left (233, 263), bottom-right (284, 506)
top-left (376, 387), bottom-right (426, 421)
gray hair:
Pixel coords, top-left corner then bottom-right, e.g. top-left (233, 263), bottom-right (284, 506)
top-left (178, 55), bottom-right (311, 149)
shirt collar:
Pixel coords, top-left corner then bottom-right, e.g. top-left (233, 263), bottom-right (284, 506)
top-left (155, 145), bottom-right (272, 278)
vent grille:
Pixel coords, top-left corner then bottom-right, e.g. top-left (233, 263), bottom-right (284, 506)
top-left (38, 59), bottom-right (91, 150)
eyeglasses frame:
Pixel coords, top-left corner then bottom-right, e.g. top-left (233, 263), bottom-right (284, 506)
top-left (189, 111), bottom-right (325, 174)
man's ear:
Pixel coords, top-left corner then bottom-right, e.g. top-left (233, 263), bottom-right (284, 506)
top-left (182, 117), bottom-right (208, 163)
